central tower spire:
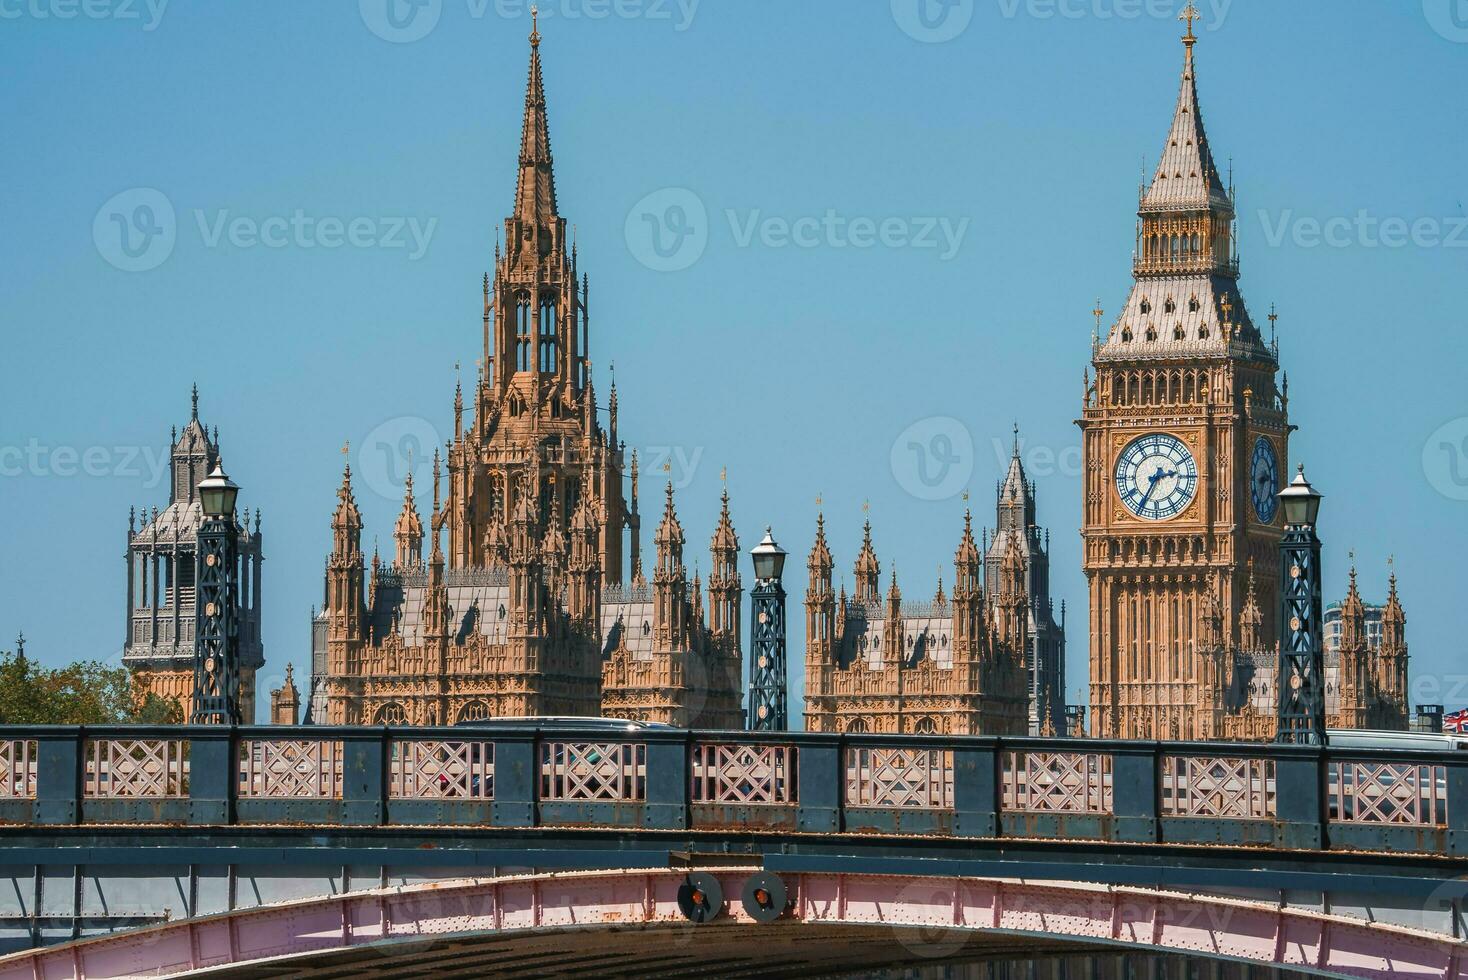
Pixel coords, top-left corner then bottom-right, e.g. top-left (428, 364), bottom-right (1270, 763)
top-left (515, 7), bottom-right (558, 230)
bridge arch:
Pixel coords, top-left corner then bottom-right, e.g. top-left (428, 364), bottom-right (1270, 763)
top-left (0, 870), bottom-right (1459, 979)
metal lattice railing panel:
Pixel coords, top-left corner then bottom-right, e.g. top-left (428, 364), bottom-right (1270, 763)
top-left (540, 742), bottom-right (646, 802)
top-left (845, 747), bottom-right (954, 809)
top-left (691, 744), bottom-right (795, 805)
top-left (84, 740), bottom-right (189, 799)
top-left (0, 741), bottom-right (37, 800)
top-left (1002, 751), bottom-right (1114, 814)
top-left (1161, 756), bottom-right (1275, 819)
top-left (1329, 762), bottom-right (1447, 827)
top-left (237, 740), bottom-right (344, 799)
top-left (389, 741), bottom-right (494, 800)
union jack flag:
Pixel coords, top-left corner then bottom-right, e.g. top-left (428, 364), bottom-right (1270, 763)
top-left (1443, 709), bottom-right (1468, 734)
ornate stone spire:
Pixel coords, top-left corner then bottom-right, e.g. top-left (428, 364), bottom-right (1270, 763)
top-left (1099, 15), bottom-right (1272, 361)
top-left (514, 10), bottom-right (558, 229)
top-left (707, 484), bottom-right (741, 642)
top-left (653, 482), bottom-right (689, 650)
top-left (1141, 4), bottom-right (1231, 216)
top-left (1239, 560), bottom-right (1264, 653)
top-left (393, 469), bottom-right (424, 568)
top-left (808, 511), bottom-right (833, 580)
top-left (853, 518), bottom-right (880, 605)
top-left (332, 450), bottom-right (362, 551)
top-left (1340, 556), bottom-right (1366, 650)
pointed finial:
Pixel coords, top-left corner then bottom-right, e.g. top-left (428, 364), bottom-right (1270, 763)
top-left (191, 383), bottom-right (199, 420)
top-left (1180, 1), bottom-right (1199, 45)
top-left (1012, 422), bottom-right (1021, 458)
top-left (530, 4), bottom-right (540, 47)
top-left (1092, 299), bottom-right (1104, 338)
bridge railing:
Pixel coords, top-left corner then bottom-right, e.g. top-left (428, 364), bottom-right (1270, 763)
top-left (0, 725), bottom-right (1463, 855)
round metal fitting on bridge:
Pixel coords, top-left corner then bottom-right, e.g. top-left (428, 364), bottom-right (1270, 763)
top-left (740, 871), bottom-right (789, 923)
top-left (676, 872), bottom-right (725, 923)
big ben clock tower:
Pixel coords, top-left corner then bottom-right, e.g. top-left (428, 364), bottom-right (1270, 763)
top-left (1080, 9), bottom-right (1290, 740)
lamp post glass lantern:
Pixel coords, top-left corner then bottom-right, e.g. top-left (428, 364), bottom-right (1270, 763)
top-left (192, 464), bottom-right (243, 725)
top-left (1279, 465), bottom-right (1322, 527)
top-left (751, 528), bottom-right (787, 582)
top-left (748, 527), bottom-right (788, 731)
top-left (198, 465), bottom-right (240, 519)
top-left (1275, 465), bottom-right (1327, 745)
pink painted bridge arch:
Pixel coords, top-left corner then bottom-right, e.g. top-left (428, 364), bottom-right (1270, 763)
top-left (0, 869), bottom-right (1462, 980)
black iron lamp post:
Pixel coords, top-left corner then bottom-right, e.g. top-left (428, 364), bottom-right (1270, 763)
top-left (1275, 465), bottom-right (1327, 746)
top-left (747, 527), bottom-right (788, 732)
top-left (192, 464), bottom-right (242, 725)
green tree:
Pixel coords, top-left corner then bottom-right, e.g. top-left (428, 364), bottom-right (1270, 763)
top-left (0, 649), bottom-right (183, 725)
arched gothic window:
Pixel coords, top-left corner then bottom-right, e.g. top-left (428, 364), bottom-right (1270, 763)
top-left (374, 702), bottom-right (407, 725)
top-left (516, 295), bottom-right (532, 372)
top-left (538, 298), bottom-right (558, 373)
top-left (455, 700), bottom-right (491, 724)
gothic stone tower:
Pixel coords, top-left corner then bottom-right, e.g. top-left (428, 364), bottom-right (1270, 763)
top-left (445, 17), bottom-right (633, 585)
top-left (802, 509), bottom-right (1029, 736)
top-left (986, 431), bottom-right (1067, 736)
top-left (125, 388), bottom-right (264, 720)
top-left (314, 24), bottom-right (740, 728)
top-left (1080, 21), bottom-right (1289, 740)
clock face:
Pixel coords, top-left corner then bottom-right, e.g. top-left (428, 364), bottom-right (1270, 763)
top-left (1115, 433), bottom-right (1199, 521)
top-left (1251, 437), bottom-right (1280, 524)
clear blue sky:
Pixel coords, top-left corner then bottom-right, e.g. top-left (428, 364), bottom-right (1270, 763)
top-left (3, 1), bottom-right (1466, 722)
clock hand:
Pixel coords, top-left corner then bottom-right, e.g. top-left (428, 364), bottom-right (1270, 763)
top-left (1138, 469), bottom-right (1165, 506)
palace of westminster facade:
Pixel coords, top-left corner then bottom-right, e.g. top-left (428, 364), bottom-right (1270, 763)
top-left (125, 17), bottom-right (1409, 739)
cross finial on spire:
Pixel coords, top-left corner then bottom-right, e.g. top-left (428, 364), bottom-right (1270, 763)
top-left (1092, 299), bottom-right (1104, 333)
top-left (1012, 422), bottom-right (1020, 458)
top-left (191, 383), bottom-right (199, 421)
top-left (530, 5), bottom-right (540, 46)
top-left (1180, 2), bottom-right (1199, 44)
